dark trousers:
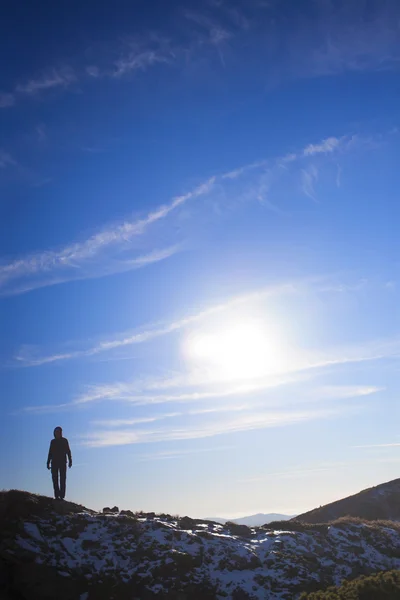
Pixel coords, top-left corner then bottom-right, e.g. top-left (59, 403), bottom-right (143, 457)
top-left (51, 462), bottom-right (67, 499)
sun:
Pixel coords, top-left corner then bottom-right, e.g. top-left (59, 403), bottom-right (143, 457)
top-left (184, 317), bottom-right (285, 382)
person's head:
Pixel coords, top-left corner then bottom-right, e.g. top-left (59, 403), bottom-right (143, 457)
top-left (54, 426), bottom-right (62, 439)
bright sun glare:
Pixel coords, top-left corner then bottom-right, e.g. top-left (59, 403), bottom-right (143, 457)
top-left (185, 318), bottom-right (286, 382)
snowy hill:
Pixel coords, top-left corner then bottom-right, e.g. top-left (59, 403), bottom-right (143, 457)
top-left (295, 478), bottom-right (400, 524)
top-left (2, 491), bottom-right (400, 599)
top-left (205, 514), bottom-right (293, 526)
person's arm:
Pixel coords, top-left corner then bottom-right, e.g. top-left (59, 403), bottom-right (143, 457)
top-left (47, 441), bottom-right (53, 469)
top-left (66, 439), bottom-right (72, 467)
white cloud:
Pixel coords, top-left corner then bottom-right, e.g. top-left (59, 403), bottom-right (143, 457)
top-left (71, 345), bottom-right (392, 407)
top-left (303, 137), bottom-right (342, 156)
top-left (62, 335), bottom-right (397, 414)
top-left (114, 50), bottom-right (171, 77)
top-left (14, 280), bottom-right (302, 366)
top-left (86, 66), bottom-right (100, 78)
top-left (352, 443), bottom-right (400, 449)
top-left (185, 11), bottom-right (232, 49)
top-left (2, 245), bottom-right (179, 298)
top-left (16, 68), bottom-right (76, 95)
top-left (301, 165), bottom-right (319, 202)
top-left (19, 402), bottom-right (72, 415)
top-left (0, 171), bottom-right (214, 296)
top-left (24, 337), bottom-right (393, 415)
top-left (135, 445), bottom-right (235, 462)
top-left (1, 131), bottom-right (369, 300)
top-left (14, 273), bottom-right (398, 369)
top-left (4, 1), bottom-right (399, 111)
top-left (73, 374), bottom-right (307, 407)
top-left (91, 413), bottom-right (181, 427)
top-left (240, 465), bottom-right (340, 484)
top-left (79, 407), bottom-right (343, 447)
top-left (91, 403), bottom-right (254, 428)
top-left (317, 386), bottom-right (383, 399)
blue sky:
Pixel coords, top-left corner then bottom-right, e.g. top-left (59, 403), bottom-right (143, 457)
top-left (1, 0), bottom-right (399, 517)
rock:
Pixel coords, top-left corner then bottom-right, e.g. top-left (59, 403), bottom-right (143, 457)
top-left (158, 513), bottom-right (173, 521)
top-left (0, 491), bottom-right (92, 524)
top-left (178, 516), bottom-right (197, 530)
top-left (120, 510), bottom-right (134, 517)
top-left (102, 506), bottom-right (119, 514)
top-left (224, 521), bottom-right (252, 538)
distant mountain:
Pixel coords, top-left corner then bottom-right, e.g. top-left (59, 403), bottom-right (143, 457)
top-left (295, 477), bottom-right (400, 523)
top-left (205, 513), bottom-right (294, 526)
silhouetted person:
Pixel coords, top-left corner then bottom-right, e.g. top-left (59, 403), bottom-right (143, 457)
top-left (47, 426), bottom-right (72, 500)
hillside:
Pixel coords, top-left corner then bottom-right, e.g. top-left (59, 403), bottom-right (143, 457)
top-left (295, 478), bottom-right (400, 524)
top-left (2, 491), bottom-right (400, 599)
top-left (300, 570), bottom-right (400, 599)
top-left (205, 514), bottom-right (293, 526)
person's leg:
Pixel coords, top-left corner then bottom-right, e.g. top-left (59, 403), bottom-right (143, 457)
top-left (60, 463), bottom-right (67, 499)
top-left (51, 465), bottom-right (60, 499)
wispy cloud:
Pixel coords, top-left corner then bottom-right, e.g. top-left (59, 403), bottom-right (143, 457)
top-left (2, 132), bottom-right (354, 298)
top-left (114, 49), bottom-right (171, 77)
top-left (317, 385), bottom-right (384, 399)
top-left (127, 245), bottom-right (181, 267)
top-left (73, 374), bottom-right (308, 408)
top-left (13, 280), bottom-right (307, 366)
top-left (185, 10), bottom-right (233, 54)
top-left (352, 442), bottom-right (400, 449)
top-left (0, 168), bottom-right (214, 295)
top-left (0, 150), bottom-right (17, 169)
top-left (86, 66), bottom-right (101, 78)
top-left (239, 465), bottom-right (342, 484)
top-left (301, 165), bottom-right (319, 202)
top-left (19, 402), bottom-right (72, 415)
top-left (71, 347), bottom-right (392, 408)
top-left (2, 2), bottom-right (398, 111)
top-left (14, 270), bottom-right (399, 370)
top-left (303, 137), bottom-right (343, 156)
top-left (79, 407), bottom-right (344, 447)
top-left (16, 68), bottom-right (76, 95)
top-left (134, 445), bottom-right (235, 462)
top-left (91, 413), bottom-right (181, 428)
top-left (284, 0), bottom-right (400, 80)
top-left (13, 273), bottom-right (397, 369)
top-left (22, 333), bottom-right (394, 415)
top-left (1, 245), bottom-right (179, 298)
top-left (91, 403), bottom-right (257, 428)
top-left (0, 93), bottom-right (15, 108)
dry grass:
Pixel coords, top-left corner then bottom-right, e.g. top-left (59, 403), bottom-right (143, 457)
top-left (261, 516), bottom-right (400, 535)
top-left (300, 569), bottom-right (400, 599)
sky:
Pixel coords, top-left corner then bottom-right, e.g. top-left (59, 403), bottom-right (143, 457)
top-left (1, 0), bottom-right (399, 518)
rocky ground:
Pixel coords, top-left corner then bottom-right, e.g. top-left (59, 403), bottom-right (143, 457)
top-left (2, 490), bottom-right (400, 599)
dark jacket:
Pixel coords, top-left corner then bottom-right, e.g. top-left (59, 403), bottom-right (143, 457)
top-left (47, 427), bottom-right (72, 466)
